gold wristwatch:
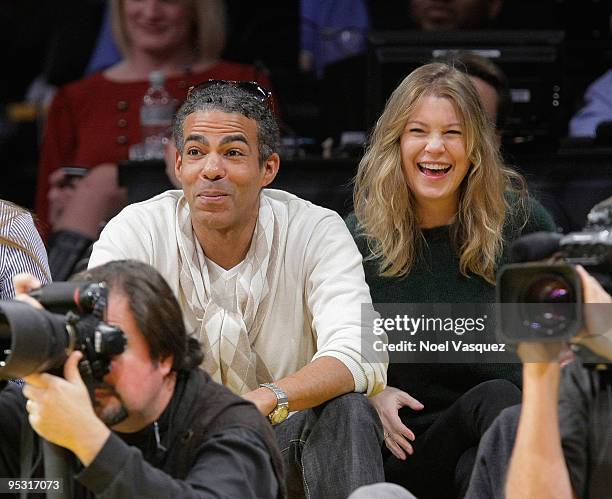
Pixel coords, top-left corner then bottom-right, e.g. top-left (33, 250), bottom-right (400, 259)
top-left (260, 383), bottom-right (289, 425)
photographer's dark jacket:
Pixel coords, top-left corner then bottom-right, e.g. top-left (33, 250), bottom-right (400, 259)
top-left (0, 369), bottom-right (285, 498)
top-left (465, 360), bottom-right (612, 499)
top-left (559, 362), bottom-right (612, 499)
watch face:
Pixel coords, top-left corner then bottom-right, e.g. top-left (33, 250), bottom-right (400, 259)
top-left (270, 406), bottom-right (289, 425)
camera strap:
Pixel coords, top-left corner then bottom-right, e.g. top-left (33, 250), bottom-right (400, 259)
top-left (590, 369), bottom-right (612, 499)
top-left (153, 421), bottom-right (168, 458)
top-left (19, 416), bottom-right (37, 498)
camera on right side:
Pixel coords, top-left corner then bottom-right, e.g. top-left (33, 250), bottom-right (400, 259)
top-left (496, 196), bottom-right (612, 362)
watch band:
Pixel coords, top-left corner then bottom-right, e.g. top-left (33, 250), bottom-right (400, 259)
top-left (260, 383), bottom-right (288, 404)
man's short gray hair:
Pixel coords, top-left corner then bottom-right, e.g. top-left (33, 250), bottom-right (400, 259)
top-left (173, 82), bottom-right (280, 165)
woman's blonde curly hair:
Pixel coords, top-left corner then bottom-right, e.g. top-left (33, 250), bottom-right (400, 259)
top-left (354, 62), bottom-right (526, 284)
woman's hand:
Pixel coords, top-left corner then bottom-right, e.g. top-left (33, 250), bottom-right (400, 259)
top-left (47, 168), bottom-right (84, 228)
top-left (370, 386), bottom-right (424, 460)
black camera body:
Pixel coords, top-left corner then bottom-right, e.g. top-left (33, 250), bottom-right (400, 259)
top-left (497, 197), bottom-right (612, 344)
top-left (0, 282), bottom-right (126, 381)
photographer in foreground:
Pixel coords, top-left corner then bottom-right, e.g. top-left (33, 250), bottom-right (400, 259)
top-left (466, 266), bottom-right (612, 499)
top-left (0, 260), bottom-right (284, 498)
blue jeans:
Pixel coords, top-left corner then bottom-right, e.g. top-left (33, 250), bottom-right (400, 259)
top-left (274, 392), bottom-right (385, 499)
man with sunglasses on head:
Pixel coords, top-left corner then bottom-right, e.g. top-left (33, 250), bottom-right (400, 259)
top-left (89, 80), bottom-right (388, 499)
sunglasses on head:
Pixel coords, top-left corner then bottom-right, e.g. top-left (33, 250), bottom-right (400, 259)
top-left (186, 79), bottom-right (273, 111)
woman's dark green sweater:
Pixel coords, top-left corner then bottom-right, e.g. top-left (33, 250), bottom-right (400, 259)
top-left (346, 196), bottom-right (557, 432)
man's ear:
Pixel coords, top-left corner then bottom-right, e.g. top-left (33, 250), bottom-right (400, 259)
top-left (261, 153), bottom-right (280, 188)
top-left (174, 149), bottom-right (183, 183)
top-left (159, 355), bottom-right (174, 377)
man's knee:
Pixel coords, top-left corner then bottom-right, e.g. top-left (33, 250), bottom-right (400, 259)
top-left (348, 483), bottom-right (416, 499)
top-left (322, 393), bottom-right (379, 419)
top-left (319, 393), bottom-right (383, 436)
top-left (276, 393), bottom-right (383, 447)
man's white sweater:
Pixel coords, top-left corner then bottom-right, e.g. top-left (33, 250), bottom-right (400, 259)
top-left (89, 189), bottom-right (387, 395)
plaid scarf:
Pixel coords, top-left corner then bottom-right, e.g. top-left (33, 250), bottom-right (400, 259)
top-left (176, 194), bottom-right (287, 394)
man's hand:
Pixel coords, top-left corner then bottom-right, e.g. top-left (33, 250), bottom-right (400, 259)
top-left (12, 273), bottom-right (44, 308)
top-left (369, 386), bottom-right (423, 460)
top-left (572, 265), bottom-right (612, 360)
top-left (516, 341), bottom-right (567, 364)
top-left (23, 351), bottom-right (110, 467)
top-left (242, 387), bottom-right (277, 416)
top-left (576, 265), bottom-right (611, 304)
top-left (243, 357), bottom-right (355, 417)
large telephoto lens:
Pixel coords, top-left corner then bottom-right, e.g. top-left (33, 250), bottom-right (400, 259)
top-left (521, 274), bottom-right (576, 336)
top-left (523, 274), bottom-right (575, 303)
top-left (0, 301), bottom-right (72, 379)
top-left (496, 263), bottom-right (582, 343)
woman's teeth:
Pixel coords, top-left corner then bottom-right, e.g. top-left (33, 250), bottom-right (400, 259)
top-left (418, 163), bottom-right (452, 176)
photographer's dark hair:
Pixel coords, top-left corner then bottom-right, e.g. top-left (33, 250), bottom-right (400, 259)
top-left (73, 260), bottom-right (203, 371)
top-left (173, 81), bottom-right (280, 165)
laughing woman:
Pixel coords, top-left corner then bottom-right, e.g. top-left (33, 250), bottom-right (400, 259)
top-left (346, 62), bottom-right (556, 499)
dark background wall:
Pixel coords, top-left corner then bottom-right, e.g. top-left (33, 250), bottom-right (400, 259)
top-left (2, 0), bottom-right (612, 234)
